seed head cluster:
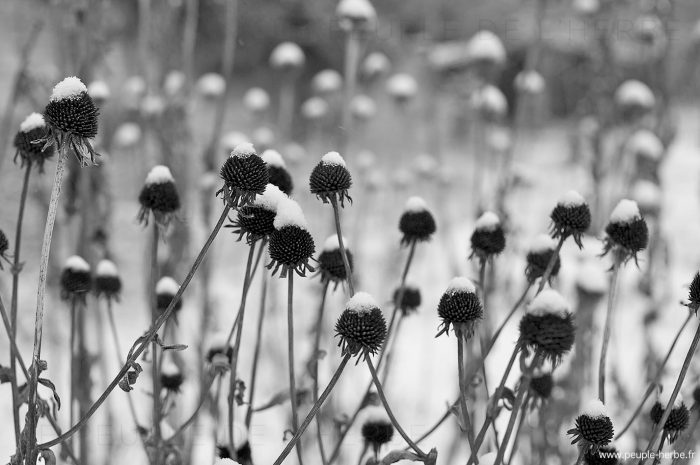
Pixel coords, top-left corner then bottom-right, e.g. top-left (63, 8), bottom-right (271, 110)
top-left (650, 399), bottom-right (690, 443)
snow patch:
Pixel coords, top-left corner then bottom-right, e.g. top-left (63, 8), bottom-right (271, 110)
top-left (254, 184), bottom-right (286, 211)
top-left (528, 234), bottom-right (557, 253)
top-left (270, 42), bottom-right (305, 69)
top-left (19, 113), bottom-right (45, 133)
top-left (615, 80), bottom-right (655, 108)
top-left (196, 73), bottom-right (226, 97)
top-left (65, 255), bottom-right (90, 272)
top-left (96, 260), bottom-right (118, 278)
top-left (323, 235), bottom-right (349, 252)
top-left (627, 130), bottom-right (664, 160)
top-left (273, 197), bottom-right (308, 229)
top-left (261, 150), bottom-right (286, 168)
top-left (231, 142), bottom-right (257, 159)
top-left (88, 80), bottom-right (110, 100)
top-left (337, 0), bottom-right (376, 21)
top-left (312, 69), bottom-right (343, 93)
top-left (404, 196), bottom-right (428, 213)
top-left (528, 289), bottom-right (569, 316)
top-left (50, 76), bottom-right (88, 101)
top-left (161, 361), bottom-right (180, 376)
top-left (475, 211), bottom-right (501, 231)
top-left (321, 151), bottom-right (347, 167)
top-left (466, 31), bottom-right (506, 64)
top-left (609, 199), bottom-right (641, 224)
top-left (581, 399), bottom-right (609, 418)
top-left (145, 165), bottom-right (175, 186)
top-left (558, 190), bottom-right (586, 207)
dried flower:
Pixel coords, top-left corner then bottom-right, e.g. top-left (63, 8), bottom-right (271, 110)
top-left (14, 112), bottom-right (54, 171)
top-left (525, 234), bottom-right (561, 283)
top-left (470, 211), bottom-right (506, 261)
top-left (218, 143), bottom-right (270, 208)
top-left (206, 333), bottom-right (234, 370)
top-left (95, 259), bottom-right (121, 302)
top-left (227, 184), bottom-right (286, 244)
top-left (138, 165), bottom-right (180, 229)
top-left (42, 76), bottom-right (99, 166)
top-left (650, 396), bottom-right (690, 443)
top-left (436, 277), bottom-right (483, 337)
top-left (317, 235), bottom-right (353, 286)
top-left (60, 255), bottom-right (92, 302)
top-left (527, 369), bottom-right (554, 410)
top-left (568, 400), bottom-right (615, 455)
top-left (267, 198), bottom-right (315, 277)
top-left (160, 361), bottom-right (184, 394)
top-left (335, 292), bottom-right (387, 360)
top-left (603, 199), bottom-right (649, 265)
top-left (550, 190), bottom-right (591, 248)
top-left (399, 196), bottom-right (436, 246)
top-left (394, 284), bottom-right (421, 315)
top-left (309, 151), bottom-right (352, 206)
top-left (361, 406), bottom-right (394, 456)
top-left (518, 289), bottom-right (575, 365)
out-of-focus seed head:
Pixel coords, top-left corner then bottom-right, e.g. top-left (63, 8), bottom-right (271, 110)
top-left (525, 234), bottom-right (561, 283)
top-left (360, 406), bottom-right (394, 454)
top-left (60, 255), bottom-right (92, 302)
top-left (394, 284), bottom-right (421, 315)
top-left (530, 370), bottom-right (554, 400)
top-left (550, 191), bottom-right (591, 248)
top-left (335, 292), bottom-right (387, 359)
top-left (87, 80), bottom-right (111, 105)
top-left (650, 397), bottom-right (690, 443)
top-left (269, 42), bottom-right (305, 72)
top-left (399, 196), bottom-right (436, 246)
top-left (361, 52), bottom-right (391, 82)
top-left (568, 400), bottom-right (614, 455)
top-left (386, 73), bottom-right (418, 104)
top-left (518, 289), bottom-right (575, 365)
top-left (436, 277), bottom-right (483, 338)
top-left (196, 73), bottom-right (226, 98)
top-left (160, 361), bottom-right (184, 393)
top-left (267, 198), bottom-right (315, 277)
top-left (515, 70), bottom-right (546, 95)
top-left (471, 85), bottom-right (508, 122)
top-left (351, 94), bottom-right (377, 121)
top-left (243, 87), bottom-right (270, 113)
top-left (309, 151), bottom-right (352, 206)
top-left (0, 229), bottom-right (10, 270)
top-left (470, 211), bottom-right (506, 261)
top-left (337, 0), bottom-right (377, 32)
top-left (603, 199), bottom-right (649, 265)
top-left (95, 259), bottom-right (121, 301)
top-left (156, 277), bottom-right (182, 315)
top-left (312, 69), bottom-right (343, 95)
top-left (685, 272), bottom-right (700, 315)
top-left (615, 80), bottom-right (655, 121)
top-left (138, 165), bottom-right (181, 229)
top-left (206, 333), bottom-right (234, 371)
top-left (317, 235), bottom-right (353, 286)
top-left (227, 184), bottom-right (286, 244)
top-left (43, 76), bottom-right (99, 166)
top-left (218, 143), bottom-right (270, 208)
top-left (14, 112), bottom-right (54, 171)
top-left (302, 97), bottom-right (329, 121)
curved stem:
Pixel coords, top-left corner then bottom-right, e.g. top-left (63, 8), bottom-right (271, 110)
top-left (616, 312), bottom-right (693, 439)
top-left (457, 330), bottom-right (477, 452)
top-left (312, 281), bottom-right (330, 465)
top-left (26, 151), bottom-right (67, 462)
top-left (536, 235), bottom-right (565, 294)
top-left (287, 273), bottom-right (304, 464)
top-left (170, 374), bottom-right (217, 440)
top-left (366, 357), bottom-right (426, 457)
top-left (150, 223), bottom-right (162, 465)
top-left (38, 206), bottom-right (231, 449)
top-left (598, 260), bottom-right (621, 404)
top-left (273, 354), bottom-right (351, 465)
top-left (330, 197), bottom-right (354, 296)
top-left (245, 264), bottom-right (268, 430)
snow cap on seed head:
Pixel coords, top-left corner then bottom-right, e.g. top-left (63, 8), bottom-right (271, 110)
top-left (88, 80), bottom-right (110, 102)
top-left (346, 292), bottom-right (379, 314)
top-left (582, 399), bottom-right (609, 418)
top-left (615, 80), bottom-right (655, 109)
top-left (302, 97), bottom-right (329, 120)
top-left (270, 42), bottom-right (305, 69)
top-left (529, 234), bottom-right (557, 253)
top-left (196, 73), bottom-right (226, 97)
top-left (627, 130), bottom-right (664, 160)
top-left (528, 289), bottom-right (569, 316)
top-left (19, 113), bottom-right (46, 133)
top-left (221, 132), bottom-right (250, 153)
top-left (322, 151), bottom-right (346, 167)
top-left (231, 142), bottom-right (257, 159)
top-left (386, 73), bottom-right (418, 101)
top-left (51, 76), bottom-right (88, 101)
top-left (609, 199), bottom-right (641, 224)
top-left (312, 69), bottom-right (343, 94)
top-left (253, 184), bottom-right (286, 211)
top-left (337, 0), bottom-right (377, 24)
top-left (96, 259), bottom-right (118, 278)
top-left (466, 30), bottom-right (506, 65)
top-left (362, 52), bottom-right (391, 79)
top-left (273, 197), bottom-right (308, 230)
top-left (558, 190), bottom-right (586, 207)
top-left (145, 165), bottom-right (175, 186)
top-left (261, 149), bottom-right (286, 168)
top-left (446, 277), bottom-right (476, 294)
top-left (156, 277), bottom-right (180, 296)
top-left (404, 196), bottom-right (428, 213)
top-left (475, 211), bottom-right (501, 232)
top-left (65, 255), bottom-right (90, 272)
top-left (633, 181), bottom-right (661, 215)
top-left (515, 70), bottom-right (545, 94)
top-left (323, 234), bottom-right (349, 252)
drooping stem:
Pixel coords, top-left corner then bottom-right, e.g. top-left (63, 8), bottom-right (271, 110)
top-left (150, 223), bottom-right (162, 465)
top-left (330, 196), bottom-right (354, 295)
top-left (456, 330), bottom-right (477, 452)
top-left (25, 151), bottom-right (68, 462)
top-left (287, 272), bottom-right (304, 464)
top-left (366, 357), bottom-right (426, 458)
top-left (536, 235), bottom-right (565, 294)
top-left (598, 259), bottom-right (621, 404)
top-left (245, 263), bottom-right (268, 430)
top-left (616, 312), bottom-right (693, 439)
top-left (38, 206), bottom-right (231, 448)
top-left (228, 242), bottom-right (257, 454)
top-left (273, 354), bottom-right (351, 465)
top-left (638, 321), bottom-right (700, 465)
top-left (312, 281), bottom-right (331, 465)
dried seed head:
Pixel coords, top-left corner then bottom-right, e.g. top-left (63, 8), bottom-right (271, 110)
top-left (61, 255), bottom-right (92, 302)
top-left (399, 197), bottom-right (436, 246)
top-left (472, 85), bottom-right (508, 122)
top-left (317, 235), bottom-right (353, 285)
top-left (337, 0), bottom-right (377, 32)
top-left (138, 165), bottom-right (180, 228)
top-left (360, 406), bottom-right (394, 453)
top-left (686, 272), bottom-right (700, 314)
top-left (309, 151), bottom-right (352, 206)
top-left (361, 52), bottom-right (391, 82)
top-left (227, 184), bottom-right (286, 244)
top-left (650, 398), bottom-right (690, 443)
top-left (269, 42), bottom-right (305, 71)
top-left (156, 277), bottom-right (182, 314)
top-left (525, 234), bottom-right (561, 283)
top-left (530, 370), bottom-right (554, 400)
top-left (206, 333), bottom-right (234, 368)
top-left (243, 87), bottom-right (270, 113)
top-left (87, 80), bottom-right (111, 104)
top-left (568, 400), bottom-right (614, 455)
top-left (550, 191), bottom-right (591, 248)
top-left (261, 150), bottom-right (293, 195)
top-left (267, 198), bottom-right (315, 277)
top-left (436, 277), bottom-right (483, 337)
top-left (466, 30), bottom-right (507, 67)
top-left (160, 361), bottom-right (184, 393)
top-left (312, 69), bottom-right (343, 94)
top-left (615, 80), bottom-right (655, 120)
top-left (394, 284), bottom-right (421, 315)
top-left (335, 292), bottom-right (387, 359)
top-left (95, 259), bottom-right (122, 301)
top-left (43, 76), bottom-right (100, 165)
top-left (470, 211), bottom-right (506, 261)
top-left (518, 289), bottom-right (575, 365)
top-left (386, 73), bottom-right (418, 103)
top-left (603, 199), bottom-right (649, 264)
top-left (14, 112), bottom-right (53, 170)
top-left (196, 73), bottom-right (226, 98)
top-left (218, 143), bottom-right (270, 208)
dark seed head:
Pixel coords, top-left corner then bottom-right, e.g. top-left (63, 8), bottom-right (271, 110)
top-left (267, 200), bottom-right (316, 277)
top-left (394, 284), bottom-right (421, 315)
top-left (44, 77), bottom-right (99, 139)
top-left (650, 399), bottom-right (690, 442)
top-left (60, 256), bottom-right (92, 302)
top-left (0, 230), bottom-right (9, 267)
top-left (568, 400), bottom-right (614, 453)
top-left (95, 260), bottom-right (122, 301)
top-left (693, 386), bottom-right (700, 405)
top-left (227, 184), bottom-right (285, 244)
top-left (550, 191), bottom-right (591, 249)
top-left (309, 151), bottom-right (352, 206)
top-left (686, 272), bottom-right (700, 314)
top-left (156, 277), bottom-right (182, 314)
top-left (317, 235), bottom-right (353, 285)
top-left (530, 371), bottom-right (554, 399)
top-left (399, 197), bottom-right (436, 246)
top-left (470, 211), bottom-right (506, 261)
top-left (361, 406), bottom-right (394, 452)
top-left (525, 235), bottom-right (561, 283)
top-left (603, 200), bottom-right (649, 264)
top-left (261, 150), bottom-right (294, 195)
top-left (206, 334), bottom-right (234, 368)
top-left (138, 166), bottom-right (181, 227)
top-left (160, 362), bottom-right (184, 393)
top-left (436, 277), bottom-right (482, 337)
top-left (14, 113), bottom-right (54, 170)
top-left (219, 143), bottom-right (270, 208)
top-left (335, 292), bottom-right (387, 358)
top-left (518, 289), bottom-right (575, 365)
top-left (584, 445), bottom-right (619, 465)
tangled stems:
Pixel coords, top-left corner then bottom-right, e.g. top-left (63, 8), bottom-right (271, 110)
top-left (228, 241), bottom-right (258, 454)
top-left (330, 196), bottom-right (354, 295)
top-left (616, 312), bottom-right (693, 439)
top-left (638, 321), bottom-right (700, 465)
top-left (150, 224), bottom-right (162, 465)
top-left (598, 257), bottom-right (622, 404)
top-left (312, 281), bottom-right (331, 464)
top-left (26, 150), bottom-right (68, 463)
top-left (37, 206), bottom-right (231, 450)
top-left (287, 273), bottom-right (304, 464)
top-left (456, 329), bottom-right (477, 452)
top-left (536, 235), bottom-right (565, 295)
top-left (273, 354), bottom-right (351, 465)
top-left (245, 263), bottom-right (268, 430)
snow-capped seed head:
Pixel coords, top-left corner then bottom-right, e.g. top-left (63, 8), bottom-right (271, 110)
top-left (519, 308), bottom-right (575, 365)
top-left (51, 76), bottom-right (88, 101)
top-left (322, 151), bottom-right (347, 167)
top-left (269, 42), bottom-right (305, 70)
top-left (61, 256), bottom-right (92, 301)
top-left (95, 260), bottom-right (122, 301)
top-left (87, 80), bottom-right (110, 103)
top-left (550, 190), bottom-right (591, 248)
top-left (515, 70), bottom-right (545, 95)
top-left (436, 277), bottom-right (483, 337)
top-left (318, 236), bottom-right (353, 284)
top-left (228, 184), bottom-right (285, 244)
top-left (609, 199), bottom-right (641, 224)
top-left (163, 70), bottom-right (186, 96)
top-left (632, 180), bottom-right (662, 216)
top-left (312, 69), bottom-right (343, 94)
top-left (65, 255), bottom-right (90, 272)
top-left (14, 113), bottom-right (53, 169)
top-left (471, 212), bottom-right (506, 261)
top-left (477, 453), bottom-right (498, 465)
top-left (260, 151), bottom-right (293, 195)
top-left (309, 152), bottom-right (353, 206)
top-left (254, 184), bottom-right (285, 211)
top-left (196, 73), bottom-right (226, 98)
top-left (475, 211), bottom-right (501, 231)
top-left (20, 113), bottom-right (46, 133)
top-left (627, 130), bottom-right (664, 161)
top-left (615, 80), bottom-right (655, 116)
top-left (273, 197), bottom-right (307, 230)
top-left (558, 190), bottom-right (586, 207)
top-left (267, 208), bottom-right (316, 278)
top-left (386, 73), bottom-right (418, 102)
top-left (472, 85), bottom-right (508, 121)
top-left (530, 371), bottom-right (554, 400)
top-left (160, 360), bottom-right (184, 393)
top-left (219, 143), bottom-right (269, 208)
top-left (138, 166), bottom-right (180, 227)
top-left (145, 165), bottom-right (175, 186)
top-left (399, 197), bottom-right (436, 246)
top-left (361, 405), bottom-right (393, 452)
top-left (323, 235), bottom-right (347, 252)
top-left (604, 199), bottom-right (648, 262)
top-left (466, 30), bottom-right (507, 65)
top-left (260, 150), bottom-right (285, 168)
top-left (243, 87), bottom-right (270, 113)
top-left (351, 94), bottom-right (377, 120)
top-left (568, 400), bottom-right (614, 454)
top-left (221, 132), bottom-right (250, 153)
top-left (650, 396), bottom-right (689, 443)
top-left (528, 289), bottom-right (570, 316)
top-left (362, 52), bottom-right (391, 80)
top-left (574, 0), bottom-right (600, 15)
top-left (526, 235), bottom-right (561, 282)
top-left (404, 196), bottom-right (427, 212)
top-left (337, 0), bottom-right (377, 30)
top-left (302, 97), bottom-right (329, 120)
top-left (156, 277), bottom-right (180, 296)
top-left (582, 399), bottom-right (609, 418)
top-left (394, 284), bottom-right (421, 315)
top-left (335, 292), bottom-right (387, 357)
top-left (206, 332), bottom-right (234, 366)
top-left (96, 260), bottom-right (118, 278)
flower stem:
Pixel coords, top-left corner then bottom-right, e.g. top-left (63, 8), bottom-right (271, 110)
top-left (366, 357), bottom-right (426, 458)
top-left (287, 272), bottom-right (304, 464)
top-left (150, 222), bottom-right (162, 465)
top-left (330, 196), bottom-right (354, 296)
top-left (38, 206), bottom-right (231, 449)
top-left (638, 321), bottom-right (700, 465)
top-left (312, 281), bottom-right (331, 465)
top-left (536, 235), bottom-right (565, 294)
top-left (616, 312), bottom-right (693, 439)
top-left (652, 431), bottom-right (668, 465)
top-left (273, 354), bottom-right (351, 465)
top-left (506, 394), bottom-right (529, 465)
top-left (457, 330), bottom-right (477, 452)
top-left (598, 259), bottom-right (621, 404)
top-left (228, 241), bottom-right (257, 454)
top-left (25, 150), bottom-right (68, 463)
top-left (169, 374), bottom-right (217, 440)
top-left (245, 263), bottom-right (268, 430)
top-left (340, 29), bottom-right (360, 155)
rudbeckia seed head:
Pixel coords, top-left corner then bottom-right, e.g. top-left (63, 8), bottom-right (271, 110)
top-left (525, 234), bottom-right (561, 283)
top-left (335, 292), bottom-right (387, 359)
top-left (14, 113), bottom-right (54, 171)
top-left (261, 150), bottom-right (293, 195)
top-left (518, 289), bottom-right (575, 365)
top-left (568, 400), bottom-right (614, 455)
top-left (60, 255), bottom-right (92, 302)
top-left (218, 143), bottom-right (269, 208)
top-left (309, 151), bottom-right (352, 206)
top-left (603, 199), bottom-right (649, 265)
top-left (138, 165), bottom-right (180, 229)
top-left (394, 284), bottom-right (421, 315)
top-left (436, 277), bottom-right (482, 337)
top-left (399, 196), bottom-right (436, 246)
top-left (317, 235), bottom-right (353, 286)
top-left (360, 406), bottom-right (394, 454)
top-left (470, 211), bottom-right (506, 261)
top-left (550, 191), bottom-right (591, 248)
top-left (95, 259), bottom-right (121, 301)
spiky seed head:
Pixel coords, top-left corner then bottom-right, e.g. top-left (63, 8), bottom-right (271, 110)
top-left (686, 272), bottom-right (700, 314)
top-left (261, 150), bottom-right (293, 195)
top-left (309, 151), bottom-right (352, 206)
top-left (218, 143), bottom-right (270, 208)
top-left (550, 191), bottom-right (591, 248)
top-left (95, 259), bottom-right (122, 301)
top-left (650, 399), bottom-right (690, 443)
top-left (568, 400), bottom-right (614, 454)
top-left (360, 406), bottom-right (393, 453)
top-left (470, 211), bottom-right (506, 261)
top-left (399, 197), bottom-right (436, 246)
top-left (335, 292), bottom-right (387, 359)
top-left (227, 184), bottom-right (286, 244)
top-left (317, 235), bottom-right (353, 285)
top-left (267, 200), bottom-right (315, 278)
top-left (394, 284), bottom-right (421, 315)
top-left (60, 255), bottom-right (92, 302)
top-left (603, 199), bottom-right (649, 264)
top-left (436, 277), bottom-right (482, 337)
top-left (525, 234), bottom-right (561, 283)
top-left (530, 371), bottom-right (554, 400)
top-left (156, 277), bottom-right (182, 314)
top-left (518, 289), bottom-right (575, 365)
top-left (138, 165), bottom-right (180, 228)
top-left (14, 113), bottom-right (54, 170)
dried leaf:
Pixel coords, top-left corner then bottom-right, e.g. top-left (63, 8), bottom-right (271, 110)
top-left (38, 378), bottom-right (61, 411)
